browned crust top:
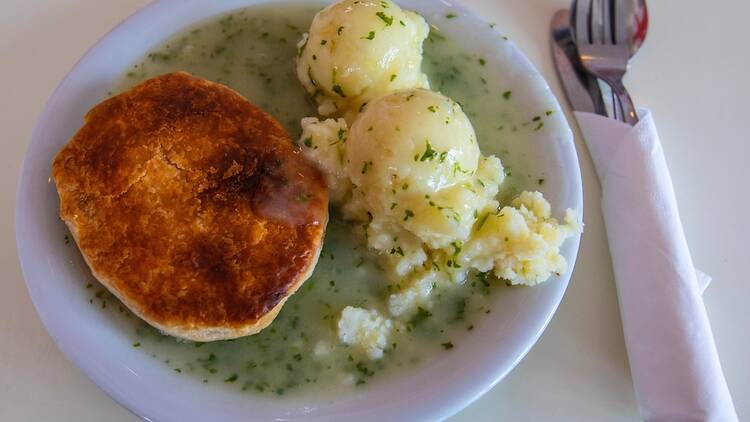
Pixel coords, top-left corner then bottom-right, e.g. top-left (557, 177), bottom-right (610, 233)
top-left (52, 72), bottom-right (328, 333)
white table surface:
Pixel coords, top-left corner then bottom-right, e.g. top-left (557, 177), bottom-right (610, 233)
top-left (1, 0), bottom-right (748, 420)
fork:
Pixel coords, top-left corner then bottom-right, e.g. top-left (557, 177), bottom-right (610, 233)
top-left (573, 0), bottom-right (639, 125)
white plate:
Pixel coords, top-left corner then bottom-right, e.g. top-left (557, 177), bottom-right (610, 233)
top-left (16, 0), bottom-right (583, 420)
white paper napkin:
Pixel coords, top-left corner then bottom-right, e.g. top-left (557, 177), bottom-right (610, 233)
top-left (575, 109), bottom-right (737, 422)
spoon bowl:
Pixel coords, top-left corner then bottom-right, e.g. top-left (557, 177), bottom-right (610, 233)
top-left (570, 0), bottom-right (649, 124)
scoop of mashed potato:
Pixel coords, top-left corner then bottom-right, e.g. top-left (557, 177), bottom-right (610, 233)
top-left (349, 90), bottom-right (505, 250)
top-left (303, 89), bottom-right (504, 249)
top-left (296, 0), bottom-right (430, 119)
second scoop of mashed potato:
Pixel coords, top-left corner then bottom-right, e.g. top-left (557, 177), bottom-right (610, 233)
top-left (296, 0), bottom-right (430, 119)
top-left (345, 89), bottom-right (504, 249)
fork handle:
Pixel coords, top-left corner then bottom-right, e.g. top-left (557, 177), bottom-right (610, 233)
top-left (609, 78), bottom-right (640, 125)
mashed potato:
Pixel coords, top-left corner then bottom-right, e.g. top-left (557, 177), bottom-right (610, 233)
top-left (296, 0), bottom-right (430, 119)
top-left (301, 89), bottom-right (582, 319)
top-left (338, 306), bottom-right (393, 360)
top-left (303, 89), bottom-right (505, 250)
top-left (297, 1), bottom-right (581, 350)
top-left (299, 117), bottom-right (350, 202)
top-left (346, 89), bottom-right (497, 249)
top-left (462, 191), bottom-right (581, 286)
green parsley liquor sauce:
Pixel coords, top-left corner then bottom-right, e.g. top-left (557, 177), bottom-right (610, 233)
top-left (95, 2), bottom-right (546, 399)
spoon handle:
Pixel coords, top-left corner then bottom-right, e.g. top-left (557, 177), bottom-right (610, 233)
top-left (610, 78), bottom-right (640, 125)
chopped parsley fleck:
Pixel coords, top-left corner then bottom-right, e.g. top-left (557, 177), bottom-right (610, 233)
top-left (376, 11), bottom-right (394, 26)
top-left (419, 141), bottom-right (438, 161)
top-left (453, 162), bottom-right (471, 176)
top-left (303, 137), bottom-right (314, 148)
top-left (446, 13), bottom-right (458, 19)
top-left (381, 0), bottom-right (389, 8)
top-left (361, 161), bottom-right (373, 174)
top-left (546, 110), bottom-right (554, 116)
top-left (477, 271), bottom-right (492, 287)
top-left (476, 213), bottom-right (490, 231)
top-left (451, 241), bottom-right (463, 257)
top-left (224, 374), bottom-right (238, 383)
top-left (410, 307), bottom-right (432, 327)
top-left (337, 26), bottom-right (344, 35)
top-left (534, 122), bottom-right (545, 131)
top-left (454, 298), bottom-right (466, 321)
top-left (367, 126), bottom-right (374, 132)
top-left (532, 116), bottom-right (541, 122)
top-left (356, 361), bottom-right (375, 376)
top-left (399, 20), bottom-right (406, 26)
top-left (132, 342), bottom-right (141, 348)
top-left (403, 209), bottom-right (415, 221)
top-left (390, 74), bottom-right (397, 82)
top-left (332, 84), bottom-right (346, 97)
top-left (442, 342), bottom-right (455, 350)
top-left (502, 90), bottom-right (512, 100)
top-left (390, 203), bottom-right (398, 210)
top-left (64, 235), bottom-right (70, 244)
top-left (440, 206), bottom-right (462, 223)
top-left (320, 39), bottom-right (327, 45)
top-left (361, 31), bottom-right (376, 40)
top-left (338, 128), bottom-right (346, 141)
top-left (389, 246), bottom-right (405, 256)
top-left (427, 105), bottom-right (437, 113)
top-left (200, 353), bottom-right (217, 364)
top-left (538, 178), bottom-right (545, 186)
top-left (293, 353), bottom-right (303, 361)
top-left (479, 58), bottom-right (486, 66)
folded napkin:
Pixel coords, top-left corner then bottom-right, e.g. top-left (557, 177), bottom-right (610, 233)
top-left (575, 110), bottom-right (737, 422)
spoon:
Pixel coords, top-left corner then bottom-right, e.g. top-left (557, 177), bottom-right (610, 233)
top-left (571, 0), bottom-right (649, 124)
